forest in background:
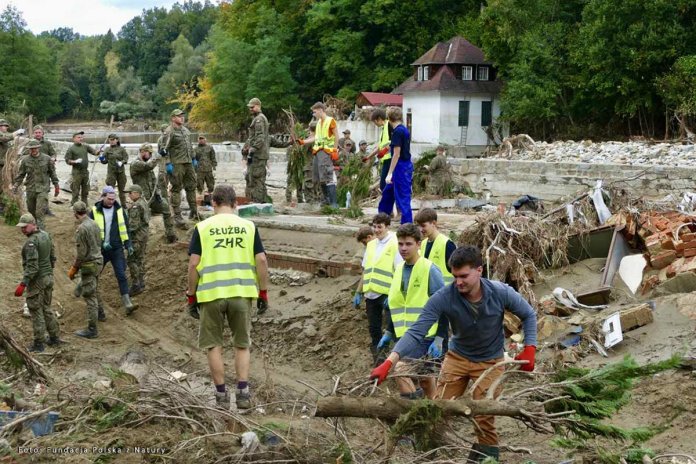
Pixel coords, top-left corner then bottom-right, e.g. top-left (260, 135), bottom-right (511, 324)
top-left (0, 0), bottom-right (695, 140)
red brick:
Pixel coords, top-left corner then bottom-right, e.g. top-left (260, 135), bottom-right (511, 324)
top-left (683, 240), bottom-right (696, 250)
top-left (641, 275), bottom-right (660, 294)
top-left (684, 248), bottom-right (696, 258)
top-left (650, 250), bottom-right (677, 269)
top-left (680, 232), bottom-right (696, 242)
top-left (661, 237), bottom-right (676, 250)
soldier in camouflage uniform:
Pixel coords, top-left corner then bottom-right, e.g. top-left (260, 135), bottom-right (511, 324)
top-left (13, 140), bottom-right (60, 230)
top-left (14, 213), bottom-right (61, 352)
top-left (125, 185), bottom-right (150, 296)
top-left (68, 201), bottom-right (104, 339)
top-left (243, 98), bottom-right (270, 203)
top-left (0, 119), bottom-right (25, 198)
top-left (65, 131), bottom-right (98, 205)
top-left (130, 143), bottom-right (177, 243)
top-left (425, 145), bottom-right (451, 196)
top-left (24, 125), bottom-right (58, 217)
top-left (194, 135), bottom-right (217, 194)
top-left (161, 109), bottom-right (198, 223)
top-left (103, 134), bottom-right (129, 206)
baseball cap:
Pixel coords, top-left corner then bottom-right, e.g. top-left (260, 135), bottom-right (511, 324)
top-left (108, 133), bottom-right (119, 139)
top-left (0, 119), bottom-right (10, 127)
top-left (343, 129), bottom-right (351, 134)
top-left (124, 185), bottom-right (143, 194)
top-left (102, 186), bottom-right (116, 195)
top-left (16, 213), bottom-right (36, 227)
top-left (247, 97), bottom-right (261, 107)
top-left (171, 109), bottom-right (185, 117)
top-left (72, 201), bottom-right (88, 214)
top-left (72, 131), bottom-right (85, 137)
top-left (359, 140), bottom-right (367, 145)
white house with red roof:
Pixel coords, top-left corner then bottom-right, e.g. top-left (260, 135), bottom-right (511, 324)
top-left (392, 36), bottom-right (506, 150)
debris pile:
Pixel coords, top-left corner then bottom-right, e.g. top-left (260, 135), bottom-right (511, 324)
top-left (492, 139), bottom-right (696, 166)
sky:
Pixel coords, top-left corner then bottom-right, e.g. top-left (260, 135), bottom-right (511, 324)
top-left (0, 0), bottom-right (183, 36)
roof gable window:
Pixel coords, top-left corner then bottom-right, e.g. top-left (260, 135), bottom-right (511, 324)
top-left (478, 66), bottom-right (489, 81)
top-left (462, 65), bottom-right (473, 81)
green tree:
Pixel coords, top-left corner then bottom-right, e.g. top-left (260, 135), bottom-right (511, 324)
top-left (657, 55), bottom-right (696, 137)
top-left (90, 30), bottom-right (115, 111)
top-left (156, 34), bottom-right (207, 107)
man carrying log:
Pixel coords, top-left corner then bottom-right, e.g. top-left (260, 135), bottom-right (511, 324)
top-left (370, 245), bottom-right (538, 462)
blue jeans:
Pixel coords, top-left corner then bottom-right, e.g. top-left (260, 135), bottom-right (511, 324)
top-left (102, 247), bottom-right (129, 296)
top-left (378, 160), bottom-right (413, 223)
top-left (379, 160), bottom-right (390, 192)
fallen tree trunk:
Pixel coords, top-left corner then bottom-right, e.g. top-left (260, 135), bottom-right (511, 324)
top-left (315, 396), bottom-right (522, 422)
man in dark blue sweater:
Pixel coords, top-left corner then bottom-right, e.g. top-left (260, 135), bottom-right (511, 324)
top-left (370, 246), bottom-right (537, 462)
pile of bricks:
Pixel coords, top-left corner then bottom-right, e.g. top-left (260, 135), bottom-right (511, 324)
top-left (636, 211), bottom-right (696, 291)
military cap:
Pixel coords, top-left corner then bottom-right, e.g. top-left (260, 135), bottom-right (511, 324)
top-left (72, 130), bottom-right (85, 137)
top-left (359, 140), bottom-right (367, 145)
top-left (139, 143), bottom-right (153, 153)
top-left (72, 201), bottom-right (88, 214)
top-left (0, 119), bottom-right (10, 127)
top-left (247, 97), bottom-right (261, 107)
top-left (198, 135), bottom-right (206, 139)
top-left (436, 144), bottom-right (447, 151)
top-left (160, 123), bottom-right (169, 131)
top-left (342, 129), bottom-right (351, 135)
top-left (124, 185), bottom-right (143, 194)
top-left (171, 109), bottom-right (185, 117)
top-left (102, 185), bottom-right (116, 195)
top-left (107, 133), bottom-right (119, 139)
top-left (16, 213), bottom-right (36, 227)
top-left (25, 139), bottom-right (41, 149)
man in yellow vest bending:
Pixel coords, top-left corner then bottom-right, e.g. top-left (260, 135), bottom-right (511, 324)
top-left (297, 102), bottom-right (339, 208)
top-left (385, 223), bottom-right (446, 400)
top-left (186, 184), bottom-right (270, 410)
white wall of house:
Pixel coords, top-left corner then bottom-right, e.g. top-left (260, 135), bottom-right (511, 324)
top-left (403, 91), bottom-right (441, 144)
top-left (336, 119), bottom-right (381, 149)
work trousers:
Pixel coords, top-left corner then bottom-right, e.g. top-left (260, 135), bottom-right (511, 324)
top-left (149, 194), bottom-right (175, 239)
top-left (106, 170), bottom-right (127, 206)
top-left (248, 159), bottom-right (268, 203)
top-left (71, 169), bottom-right (89, 204)
top-left (26, 275), bottom-right (60, 344)
top-left (436, 351), bottom-right (504, 445)
top-left (26, 191), bottom-right (48, 230)
top-left (101, 247), bottom-right (129, 296)
top-left (80, 263), bottom-right (100, 326)
top-left (378, 160), bottom-right (413, 224)
top-left (197, 170), bottom-right (215, 194)
top-left (365, 295), bottom-right (393, 349)
top-left (127, 234), bottom-right (149, 285)
top-left (170, 163), bottom-right (197, 216)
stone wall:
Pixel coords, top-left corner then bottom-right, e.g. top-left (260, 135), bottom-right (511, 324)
top-left (450, 158), bottom-right (696, 201)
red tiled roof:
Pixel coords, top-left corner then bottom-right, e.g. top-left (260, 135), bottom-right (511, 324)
top-left (392, 65), bottom-right (502, 94)
top-left (356, 92), bottom-right (403, 107)
top-left (412, 36), bottom-right (490, 65)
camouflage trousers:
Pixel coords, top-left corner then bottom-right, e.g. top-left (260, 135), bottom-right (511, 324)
top-left (149, 193), bottom-right (176, 240)
top-left (196, 170), bottom-right (215, 194)
top-left (248, 159), bottom-right (268, 203)
top-left (79, 262), bottom-right (101, 326)
top-left (169, 163), bottom-right (197, 218)
top-left (26, 275), bottom-right (59, 344)
top-left (106, 170), bottom-right (127, 206)
top-left (26, 191), bottom-right (48, 230)
top-left (71, 170), bottom-right (90, 204)
top-left (127, 234), bottom-right (149, 285)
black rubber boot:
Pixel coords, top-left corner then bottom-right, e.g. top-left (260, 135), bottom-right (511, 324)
top-left (98, 307), bottom-right (106, 322)
top-left (327, 184), bottom-right (338, 208)
top-left (47, 336), bottom-right (65, 347)
top-left (129, 283), bottom-right (143, 296)
top-left (28, 341), bottom-right (45, 353)
top-left (75, 325), bottom-right (98, 339)
top-left (467, 443), bottom-right (500, 463)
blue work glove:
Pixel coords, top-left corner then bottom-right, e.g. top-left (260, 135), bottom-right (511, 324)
top-left (427, 336), bottom-right (444, 358)
top-left (103, 242), bottom-right (112, 252)
top-left (353, 292), bottom-right (362, 308)
top-left (377, 331), bottom-right (393, 350)
top-left (192, 159), bottom-right (199, 169)
top-left (99, 155), bottom-right (107, 165)
top-left (166, 162), bottom-right (174, 175)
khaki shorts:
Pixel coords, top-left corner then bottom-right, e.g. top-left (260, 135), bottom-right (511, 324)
top-left (198, 297), bottom-right (252, 350)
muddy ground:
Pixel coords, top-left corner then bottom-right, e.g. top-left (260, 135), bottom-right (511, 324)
top-left (0, 182), bottom-right (695, 463)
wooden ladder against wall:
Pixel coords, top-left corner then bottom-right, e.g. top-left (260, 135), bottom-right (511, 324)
top-left (459, 125), bottom-right (469, 156)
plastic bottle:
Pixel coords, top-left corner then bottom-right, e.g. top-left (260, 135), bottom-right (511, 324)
top-left (346, 191), bottom-right (352, 208)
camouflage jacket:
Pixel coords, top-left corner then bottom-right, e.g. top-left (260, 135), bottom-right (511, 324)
top-left (14, 153), bottom-right (59, 193)
top-left (65, 143), bottom-right (97, 172)
top-left (75, 216), bottom-right (103, 268)
top-left (103, 145), bottom-right (129, 174)
top-left (245, 112), bottom-right (269, 161)
top-left (428, 154), bottom-right (448, 177)
top-left (193, 144), bottom-right (217, 172)
top-left (130, 158), bottom-right (158, 199)
top-left (162, 125), bottom-right (193, 164)
top-left (22, 230), bottom-right (55, 284)
top-left (127, 197), bottom-right (150, 242)
top-left (0, 132), bottom-right (13, 164)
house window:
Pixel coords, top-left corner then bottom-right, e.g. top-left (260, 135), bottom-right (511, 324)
top-left (417, 66), bottom-right (423, 81)
top-left (423, 66), bottom-right (429, 81)
top-left (478, 66), bottom-right (489, 81)
top-left (462, 65), bottom-right (473, 80)
top-left (481, 101), bottom-right (492, 127)
top-left (406, 108), bottom-right (412, 132)
top-left (458, 101), bottom-right (470, 127)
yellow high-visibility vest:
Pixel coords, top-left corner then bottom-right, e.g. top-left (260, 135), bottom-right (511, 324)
top-left (379, 122), bottom-right (391, 163)
top-left (362, 234), bottom-right (398, 295)
top-left (388, 257), bottom-right (438, 338)
top-left (420, 233), bottom-right (454, 284)
top-left (313, 116), bottom-right (336, 155)
top-left (92, 206), bottom-right (129, 244)
top-left (195, 213), bottom-right (258, 303)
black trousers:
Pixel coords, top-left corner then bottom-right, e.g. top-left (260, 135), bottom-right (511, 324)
top-left (365, 295), bottom-right (394, 348)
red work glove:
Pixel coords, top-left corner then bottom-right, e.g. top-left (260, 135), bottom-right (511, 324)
top-left (515, 345), bottom-right (536, 372)
top-left (361, 157), bottom-right (369, 162)
top-left (54, 186), bottom-right (60, 197)
top-left (186, 293), bottom-right (196, 306)
top-left (14, 282), bottom-right (27, 297)
top-left (377, 147), bottom-right (389, 159)
top-left (295, 138), bottom-right (305, 146)
top-left (333, 166), bottom-right (341, 171)
top-left (257, 289), bottom-right (268, 314)
top-left (369, 359), bottom-right (393, 385)
top-left (67, 266), bottom-right (78, 280)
